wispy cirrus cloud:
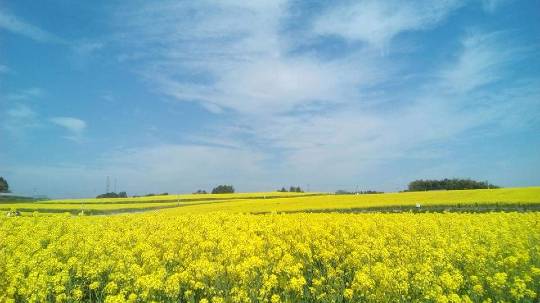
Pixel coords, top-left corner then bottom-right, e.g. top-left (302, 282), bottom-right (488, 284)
top-left (440, 31), bottom-right (523, 93)
top-left (481, 0), bottom-right (511, 12)
top-left (313, 0), bottom-right (464, 49)
top-left (0, 9), bottom-right (104, 69)
top-left (114, 1), bottom-right (401, 116)
top-left (0, 10), bottom-right (64, 43)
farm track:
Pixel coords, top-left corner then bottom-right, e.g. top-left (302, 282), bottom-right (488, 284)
top-left (1, 200), bottom-right (233, 215)
top-left (1, 193), bottom-right (325, 204)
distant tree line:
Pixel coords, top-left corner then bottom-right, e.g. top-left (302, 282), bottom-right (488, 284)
top-left (0, 177), bottom-right (9, 193)
top-left (277, 186), bottom-right (304, 193)
top-left (335, 190), bottom-right (383, 195)
top-left (192, 186), bottom-right (235, 194)
top-left (96, 192), bottom-right (127, 198)
top-left (211, 185), bottom-right (235, 194)
top-left (406, 178), bottom-right (499, 192)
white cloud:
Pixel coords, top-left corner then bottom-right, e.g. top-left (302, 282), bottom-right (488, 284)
top-left (156, 55), bottom-right (384, 115)
top-left (115, 1), bottom-right (395, 115)
top-left (313, 0), bottom-right (464, 49)
top-left (50, 117), bottom-right (87, 139)
top-left (0, 10), bottom-right (64, 43)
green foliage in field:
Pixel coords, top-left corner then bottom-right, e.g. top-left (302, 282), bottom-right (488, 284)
top-left (211, 185), bottom-right (235, 194)
top-left (407, 178), bottom-right (499, 191)
top-left (0, 176), bottom-right (9, 193)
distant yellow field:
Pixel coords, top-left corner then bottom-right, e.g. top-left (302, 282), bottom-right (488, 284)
top-left (2, 187), bottom-right (539, 215)
top-left (0, 199), bottom-right (230, 214)
top-left (0, 201), bottom-right (185, 213)
top-left (164, 187), bottom-right (540, 214)
top-left (39, 191), bottom-right (316, 204)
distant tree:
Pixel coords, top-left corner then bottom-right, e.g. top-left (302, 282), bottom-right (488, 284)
top-left (211, 185), bottom-right (235, 194)
top-left (193, 190), bottom-right (208, 194)
top-left (276, 186), bottom-right (305, 193)
top-left (407, 178), bottom-right (499, 192)
top-left (96, 192), bottom-right (128, 198)
top-left (335, 190), bottom-right (351, 195)
top-left (0, 177), bottom-right (9, 193)
top-left (288, 186), bottom-right (303, 193)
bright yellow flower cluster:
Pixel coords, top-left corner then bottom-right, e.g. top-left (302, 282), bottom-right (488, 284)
top-left (1, 212), bottom-right (539, 302)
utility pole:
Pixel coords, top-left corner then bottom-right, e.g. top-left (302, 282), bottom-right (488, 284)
top-left (106, 176), bottom-right (110, 193)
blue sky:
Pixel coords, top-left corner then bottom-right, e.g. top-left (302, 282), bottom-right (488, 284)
top-left (1, 0), bottom-right (539, 198)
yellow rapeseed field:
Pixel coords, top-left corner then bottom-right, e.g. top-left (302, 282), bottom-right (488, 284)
top-left (165, 187), bottom-right (540, 214)
top-left (1, 212), bottom-right (539, 302)
top-left (40, 192), bottom-right (314, 204)
top-left (0, 200), bottom-right (225, 215)
top-left (2, 187), bottom-right (539, 215)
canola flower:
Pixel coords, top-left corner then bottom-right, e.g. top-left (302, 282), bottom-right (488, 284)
top-left (1, 212), bottom-right (540, 302)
